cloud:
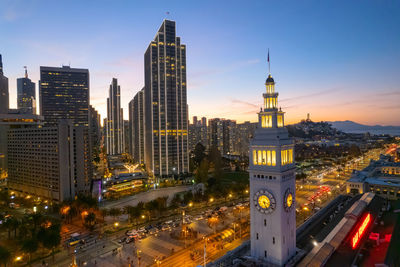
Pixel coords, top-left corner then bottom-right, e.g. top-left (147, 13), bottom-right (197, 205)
top-left (280, 88), bottom-right (341, 102)
top-left (229, 98), bottom-right (258, 109)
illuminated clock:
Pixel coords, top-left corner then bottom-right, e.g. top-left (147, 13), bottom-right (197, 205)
top-left (284, 188), bottom-right (294, 212)
top-left (254, 190), bottom-right (276, 214)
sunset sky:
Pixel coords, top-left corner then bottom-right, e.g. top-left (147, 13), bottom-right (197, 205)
top-left (1, 0), bottom-right (399, 125)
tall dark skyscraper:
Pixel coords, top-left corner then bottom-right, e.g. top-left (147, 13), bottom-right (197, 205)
top-left (129, 88), bottom-right (145, 164)
top-left (144, 20), bottom-right (189, 176)
top-left (105, 78), bottom-right (124, 155)
top-left (39, 65), bottom-right (92, 187)
top-left (39, 66), bottom-right (89, 126)
top-left (0, 54), bottom-right (9, 114)
top-left (17, 67), bottom-right (36, 114)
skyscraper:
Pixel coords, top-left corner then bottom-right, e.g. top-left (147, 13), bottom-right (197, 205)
top-left (105, 78), bottom-right (124, 155)
top-left (249, 68), bottom-right (296, 265)
top-left (39, 66), bottom-right (89, 126)
top-left (144, 20), bottom-right (188, 176)
top-left (17, 67), bottom-right (36, 114)
top-left (39, 65), bottom-right (92, 187)
top-left (129, 88), bottom-right (145, 164)
top-left (89, 105), bottom-right (101, 158)
top-left (0, 54), bottom-right (9, 114)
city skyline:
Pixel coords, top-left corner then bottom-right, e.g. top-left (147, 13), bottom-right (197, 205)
top-left (1, 1), bottom-right (399, 126)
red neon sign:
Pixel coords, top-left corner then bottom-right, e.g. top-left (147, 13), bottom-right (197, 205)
top-left (351, 213), bottom-right (371, 249)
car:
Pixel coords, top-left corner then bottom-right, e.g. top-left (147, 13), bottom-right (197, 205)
top-left (194, 215), bottom-right (203, 221)
top-left (118, 237), bottom-right (126, 243)
top-left (126, 237), bottom-right (134, 244)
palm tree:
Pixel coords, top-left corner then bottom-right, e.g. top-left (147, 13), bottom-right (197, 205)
top-left (42, 229), bottom-right (61, 262)
top-left (108, 208), bottom-right (121, 221)
top-left (21, 238), bottom-right (38, 266)
top-left (0, 246), bottom-right (11, 267)
top-left (83, 212), bottom-right (96, 232)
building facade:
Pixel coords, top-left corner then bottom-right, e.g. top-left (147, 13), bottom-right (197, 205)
top-left (7, 121), bottom-right (90, 202)
top-left (105, 78), bottom-right (124, 155)
top-left (129, 89), bottom-right (145, 164)
top-left (89, 105), bottom-right (101, 158)
top-left (346, 154), bottom-right (400, 199)
top-left (17, 67), bottom-right (36, 114)
top-left (208, 118), bottom-right (237, 155)
top-left (39, 66), bottom-right (89, 127)
top-left (144, 20), bottom-right (189, 176)
top-left (0, 54), bottom-right (9, 114)
top-left (249, 72), bottom-right (296, 265)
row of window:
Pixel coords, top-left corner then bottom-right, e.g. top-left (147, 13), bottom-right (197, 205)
top-left (261, 115), bottom-right (284, 128)
top-left (253, 150), bottom-right (277, 166)
top-left (264, 97), bottom-right (277, 109)
top-left (281, 149), bottom-right (294, 165)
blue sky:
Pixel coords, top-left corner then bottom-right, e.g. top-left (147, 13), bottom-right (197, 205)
top-left (1, 0), bottom-right (399, 125)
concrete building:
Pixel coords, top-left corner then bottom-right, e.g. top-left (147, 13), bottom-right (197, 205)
top-left (249, 69), bottom-right (296, 265)
top-left (105, 78), bottom-right (124, 155)
top-left (144, 20), bottom-right (189, 176)
top-left (7, 121), bottom-right (91, 202)
top-left (188, 119), bottom-right (207, 152)
top-left (0, 54), bottom-right (9, 114)
top-left (346, 154), bottom-right (400, 199)
top-left (17, 67), bottom-right (36, 114)
top-left (0, 111), bottom-right (43, 181)
top-left (39, 65), bottom-right (89, 127)
top-left (129, 89), bottom-right (145, 164)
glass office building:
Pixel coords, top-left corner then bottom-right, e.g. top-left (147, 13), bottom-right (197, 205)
top-left (17, 68), bottom-right (36, 114)
top-left (144, 20), bottom-right (189, 176)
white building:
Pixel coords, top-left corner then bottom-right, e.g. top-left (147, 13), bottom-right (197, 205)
top-left (249, 69), bottom-right (296, 265)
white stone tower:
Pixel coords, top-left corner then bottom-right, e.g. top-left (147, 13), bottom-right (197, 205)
top-left (249, 58), bottom-right (296, 266)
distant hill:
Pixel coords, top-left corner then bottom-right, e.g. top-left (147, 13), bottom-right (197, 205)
top-left (329, 120), bottom-right (400, 136)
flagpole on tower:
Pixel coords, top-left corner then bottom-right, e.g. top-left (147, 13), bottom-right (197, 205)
top-left (268, 48), bottom-right (270, 74)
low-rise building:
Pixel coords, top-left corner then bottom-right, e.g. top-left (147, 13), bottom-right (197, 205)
top-left (346, 154), bottom-right (400, 199)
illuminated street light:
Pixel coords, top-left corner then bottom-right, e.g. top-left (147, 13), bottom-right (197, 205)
top-left (209, 197), bottom-right (214, 203)
top-left (228, 193), bottom-right (233, 198)
top-left (33, 206), bottom-right (37, 213)
top-left (114, 222), bottom-right (119, 227)
top-left (15, 256), bottom-right (22, 261)
top-left (141, 215), bottom-right (145, 219)
top-left (188, 202), bottom-right (193, 207)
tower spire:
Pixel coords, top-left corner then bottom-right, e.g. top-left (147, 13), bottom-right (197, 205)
top-left (24, 66), bottom-right (28, 78)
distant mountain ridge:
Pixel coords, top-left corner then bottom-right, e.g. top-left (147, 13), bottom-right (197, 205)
top-left (328, 120), bottom-right (400, 135)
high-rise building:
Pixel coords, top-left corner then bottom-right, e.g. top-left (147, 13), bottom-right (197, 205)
top-left (249, 69), bottom-right (296, 265)
top-left (7, 121), bottom-right (91, 202)
top-left (39, 65), bottom-right (92, 185)
top-left (193, 116), bottom-right (198, 126)
top-left (129, 89), bottom-right (145, 164)
top-left (89, 105), bottom-right (101, 157)
top-left (188, 118), bottom-right (208, 152)
top-left (105, 78), bottom-right (124, 155)
top-left (208, 118), bottom-right (236, 155)
top-left (39, 66), bottom-right (89, 126)
top-left (17, 67), bottom-right (36, 114)
top-left (0, 112), bottom-right (43, 181)
top-left (201, 117), bottom-right (207, 127)
top-left (144, 20), bottom-right (188, 176)
top-left (0, 54), bottom-right (9, 114)
top-left (124, 120), bottom-right (129, 154)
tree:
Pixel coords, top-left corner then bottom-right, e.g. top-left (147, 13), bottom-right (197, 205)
top-left (83, 212), bottom-right (96, 231)
top-left (208, 146), bottom-right (223, 179)
top-left (21, 238), bottom-right (38, 265)
top-left (193, 143), bottom-right (206, 167)
top-left (0, 246), bottom-right (11, 267)
top-left (41, 228), bottom-right (61, 262)
top-left (108, 208), bottom-right (121, 221)
top-left (195, 159), bottom-right (209, 184)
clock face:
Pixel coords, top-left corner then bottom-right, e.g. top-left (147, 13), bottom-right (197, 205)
top-left (284, 189), bottom-right (294, 212)
top-left (254, 190), bottom-right (276, 214)
top-left (258, 195), bottom-right (270, 209)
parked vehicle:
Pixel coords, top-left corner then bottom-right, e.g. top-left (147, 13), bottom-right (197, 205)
top-left (118, 237), bottom-right (126, 243)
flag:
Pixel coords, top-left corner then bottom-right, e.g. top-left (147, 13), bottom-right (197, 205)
top-left (267, 49), bottom-right (270, 63)
top-left (166, 11), bottom-right (170, 15)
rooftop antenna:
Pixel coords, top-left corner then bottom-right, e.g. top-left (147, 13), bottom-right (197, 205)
top-left (24, 66), bottom-right (28, 78)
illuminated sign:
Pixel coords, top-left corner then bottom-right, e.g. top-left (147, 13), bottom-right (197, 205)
top-left (351, 213), bottom-right (371, 249)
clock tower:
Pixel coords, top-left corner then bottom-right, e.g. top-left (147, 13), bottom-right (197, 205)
top-left (249, 58), bottom-right (296, 266)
